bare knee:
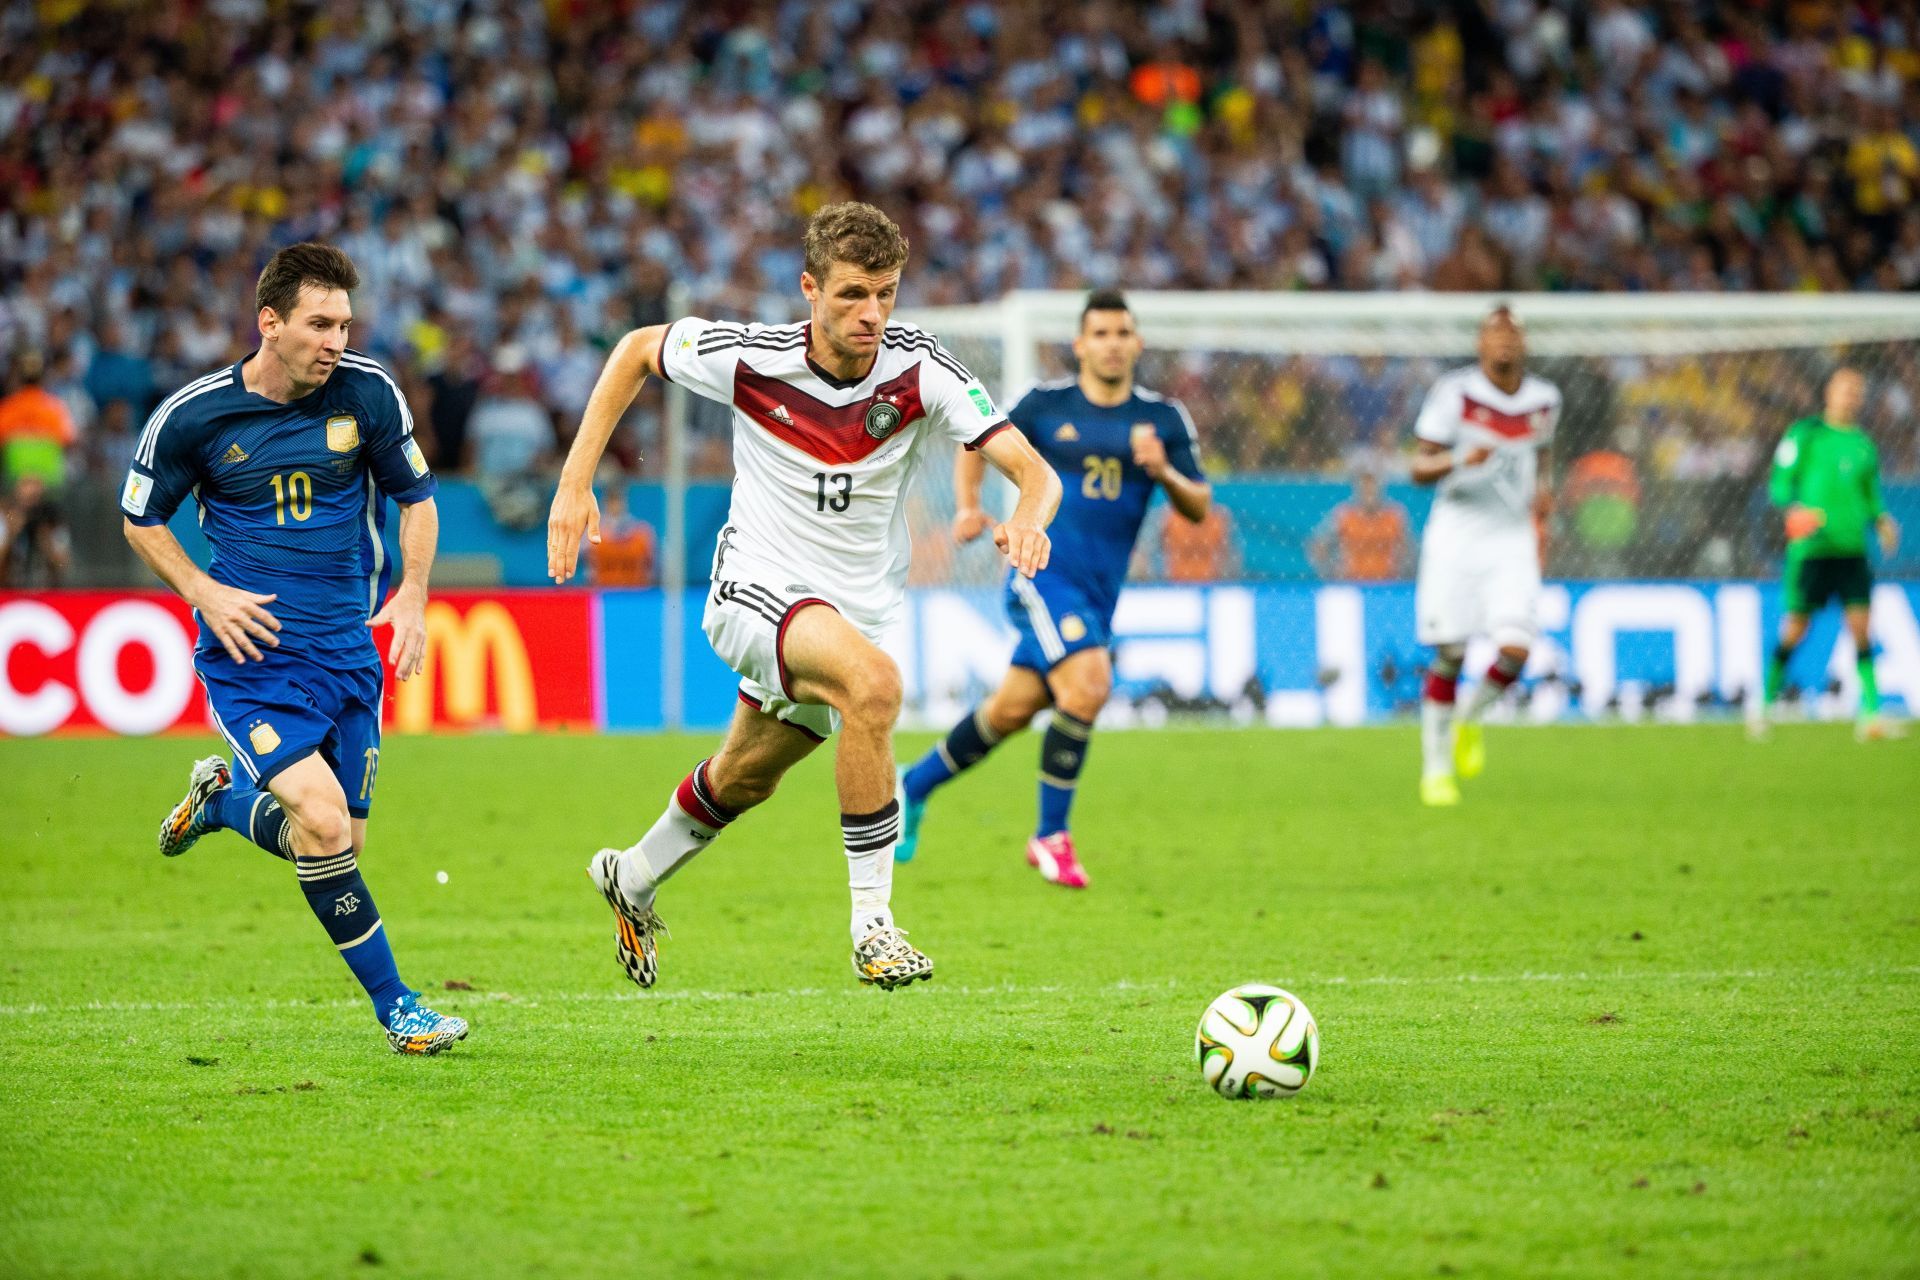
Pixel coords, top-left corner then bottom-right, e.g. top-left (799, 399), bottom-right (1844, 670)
top-left (1433, 644), bottom-right (1466, 672)
top-left (1051, 669), bottom-right (1112, 723)
top-left (282, 790), bottom-right (351, 851)
top-left (840, 652), bottom-right (903, 729)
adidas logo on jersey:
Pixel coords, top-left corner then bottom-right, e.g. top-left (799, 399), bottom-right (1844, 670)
top-left (771, 404), bottom-right (794, 427)
top-left (220, 443), bottom-right (249, 465)
top-left (1055, 423), bottom-right (1079, 442)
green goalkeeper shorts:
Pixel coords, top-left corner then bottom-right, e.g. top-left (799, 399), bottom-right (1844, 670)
top-left (1783, 553), bottom-right (1873, 616)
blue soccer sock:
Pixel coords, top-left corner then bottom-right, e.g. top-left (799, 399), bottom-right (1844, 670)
top-left (903, 705), bottom-right (1004, 804)
top-left (1036, 710), bottom-right (1094, 838)
top-left (295, 848), bottom-right (412, 1024)
top-left (206, 781), bottom-right (294, 860)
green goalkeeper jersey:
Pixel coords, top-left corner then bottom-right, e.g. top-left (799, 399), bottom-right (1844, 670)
top-left (1769, 417), bottom-right (1885, 557)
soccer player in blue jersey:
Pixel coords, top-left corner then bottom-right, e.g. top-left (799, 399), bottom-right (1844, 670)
top-left (898, 290), bottom-right (1211, 887)
top-left (122, 243), bottom-right (468, 1055)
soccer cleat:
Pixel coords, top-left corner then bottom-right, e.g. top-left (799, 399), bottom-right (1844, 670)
top-left (384, 992), bottom-right (469, 1055)
top-left (1026, 832), bottom-right (1090, 888)
top-left (158, 756), bottom-right (232, 858)
top-left (1453, 721), bottom-right (1485, 779)
top-left (588, 848), bottom-right (666, 989)
top-left (1746, 699), bottom-right (1773, 742)
top-left (1420, 773), bottom-right (1461, 807)
top-left (1856, 715), bottom-right (1907, 743)
top-left (895, 767), bottom-right (925, 863)
top-left (851, 922), bottom-right (934, 990)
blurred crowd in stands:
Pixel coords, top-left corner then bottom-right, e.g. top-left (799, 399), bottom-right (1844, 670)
top-left (3, 0), bottom-right (1919, 586)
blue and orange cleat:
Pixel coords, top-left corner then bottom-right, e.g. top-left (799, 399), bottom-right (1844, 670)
top-left (384, 993), bottom-right (469, 1055)
top-left (158, 756), bottom-right (231, 858)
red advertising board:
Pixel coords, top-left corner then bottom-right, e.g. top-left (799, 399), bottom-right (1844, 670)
top-left (0, 590), bottom-right (596, 736)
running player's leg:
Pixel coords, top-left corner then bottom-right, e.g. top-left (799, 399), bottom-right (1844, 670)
top-left (590, 696), bottom-right (820, 988)
top-left (1414, 535), bottom-right (1467, 804)
top-left (1839, 552), bottom-right (1896, 736)
top-left (285, 672), bottom-right (463, 1053)
top-left (613, 696), bottom-right (820, 911)
top-left (1419, 643), bottom-right (1465, 805)
top-left (898, 665), bottom-right (1049, 859)
top-left (1453, 532), bottom-right (1539, 777)
top-left (1765, 550), bottom-right (1819, 714)
top-left (1844, 602), bottom-right (1883, 724)
top-left (268, 754), bottom-right (426, 1032)
top-left (781, 603), bottom-right (933, 987)
top-left (161, 660), bottom-right (299, 861)
top-left (1027, 647), bottom-right (1110, 887)
top-left (782, 604), bottom-right (902, 919)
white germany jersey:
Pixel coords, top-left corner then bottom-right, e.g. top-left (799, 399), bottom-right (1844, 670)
top-left (1414, 365), bottom-right (1561, 533)
top-left (661, 317), bottom-right (1010, 629)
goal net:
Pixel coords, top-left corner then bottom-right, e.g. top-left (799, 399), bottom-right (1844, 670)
top-left (890, 292), bottom-right (1920, 727)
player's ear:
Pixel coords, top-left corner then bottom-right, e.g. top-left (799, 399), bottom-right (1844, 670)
top-left (800, 271), bottom-right (818, 303)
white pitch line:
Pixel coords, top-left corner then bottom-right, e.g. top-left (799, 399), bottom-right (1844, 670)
top-left (0, 966), bottom-right (1914, 1019)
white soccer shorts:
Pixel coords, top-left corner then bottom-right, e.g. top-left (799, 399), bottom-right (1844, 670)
top-left (702, 573), bottom-right (847, 741)
top-left (1415, 521), bottom-right (1541, 649)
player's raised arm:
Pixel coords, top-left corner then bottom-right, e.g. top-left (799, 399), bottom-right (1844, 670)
top-left (548, 324), bottom-right (670, 583)
top-left (978, 426), bottom-right (1060, 577)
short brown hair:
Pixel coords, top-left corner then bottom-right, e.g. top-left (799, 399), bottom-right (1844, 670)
top-left (256, 243), bottom-right (360, 319)
top-left (803, 202), bottom-right (909, 282)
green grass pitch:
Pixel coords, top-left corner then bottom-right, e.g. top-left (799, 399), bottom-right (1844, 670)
top-left (2, 724), bottom-right (1916, 1279)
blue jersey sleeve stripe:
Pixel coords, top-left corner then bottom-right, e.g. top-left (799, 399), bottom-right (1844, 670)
top-left (136, 369), bottom-right (232, 466)
top-left (340, 352), bottom-right (415, 437)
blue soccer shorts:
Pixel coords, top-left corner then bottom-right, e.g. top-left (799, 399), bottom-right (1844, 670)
top-left (196, 650), bottom-right (384, 817)
top-left (1004, 570), bottom-right (1115, 674)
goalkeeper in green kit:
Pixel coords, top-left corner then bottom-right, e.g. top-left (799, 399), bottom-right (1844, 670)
top-left (1750, 367), bottom-right (1903, 741)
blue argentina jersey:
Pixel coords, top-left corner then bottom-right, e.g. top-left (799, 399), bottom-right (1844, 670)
top-left (1011, 379), bottom-right (1202, 609)
top-left (120, 350), bottom-right (436, 668)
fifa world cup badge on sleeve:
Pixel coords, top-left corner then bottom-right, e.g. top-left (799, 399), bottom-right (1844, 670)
top-left (122, 471), bottom-right (150, 516)
top-left (968, 386), bottom-right (995, 417)
top-left (326, 414), bottom-right (360, 453)
top-left (403, 438), bottom-right (429, 477)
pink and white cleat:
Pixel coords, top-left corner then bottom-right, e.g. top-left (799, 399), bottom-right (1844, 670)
top-left (1026, 832), bottom-right (1090, 888)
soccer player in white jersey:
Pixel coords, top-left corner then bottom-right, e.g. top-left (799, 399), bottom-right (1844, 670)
top-left (547, 203), bottom-right (1061, 990)
top-left (1409, 304), bottom-right (1560, 807)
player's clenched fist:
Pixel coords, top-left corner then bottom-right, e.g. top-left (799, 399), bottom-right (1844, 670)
top-left (547, 482), bottom-right (601, 583)
top-left (994, 519), bottom-right (1051, 578)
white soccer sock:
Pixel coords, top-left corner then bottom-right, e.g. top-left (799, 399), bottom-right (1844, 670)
top-left (844, 800), bottom-right (901, 941)
top-left (1421, 698), bottom-right (1454, 778)
top-left (615, 760), bottom-right (734, 909)
top-left (615, 799), bottom-right (721, 909)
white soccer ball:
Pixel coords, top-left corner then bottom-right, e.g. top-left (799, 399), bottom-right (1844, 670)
top-left (1195, 984), bottom-right (1319, 1100)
